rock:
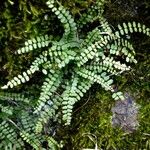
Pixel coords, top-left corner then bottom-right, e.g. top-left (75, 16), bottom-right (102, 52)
top-left (111, 93), bottom-right (139, 133)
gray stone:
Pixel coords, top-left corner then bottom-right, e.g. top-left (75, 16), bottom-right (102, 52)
top-left (111, 93), bottom-right (139, 133)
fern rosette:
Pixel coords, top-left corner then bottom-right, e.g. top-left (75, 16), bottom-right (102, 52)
top-left (0, 0), bottom-right (150, 149)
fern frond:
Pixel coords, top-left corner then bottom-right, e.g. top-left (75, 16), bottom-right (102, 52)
top-left (0, 139), bottom-right (24, 150)
top-left (102, 55), bottom-right (131, 71)
top-left (49, 41), bottom-right (78, 68)
top-left (20, 112), bottom-right (46, 149)
top-left (16, 35), bottom-right (51, 54)
top-left (20, 131), bottom-right (41, 150)
top-left (77, 0), bottom-right (105, 30)
top-left (46, 0), bottom-right (77, 40)
top-left (20, 112), bottom-right (36, 132)
top-left (115, 22), bottom-right (150, 37)
top-left (35, 95), bottom-right (61, 133)
top-left (35, 69), bottom-right (62, 113)
top-left (107, 39), bottom-right (137, 64)
top-left (46, 136), bottom-right (60, 150)
top-left (0, 121), bottom-right (22, 146)
top-left (112, 91), bottom-right (125, 100)
top-left (99, 18), bottom-right (113, 34)
top-left (1, 51), bottom-right (48, 89)
top-left (77, 40), bottom-right (104, 66)
top-left (0, 92), bottom-right (30, 104)
top-left (61, 77), bottom-right (93, 125)
top-left (77, 68), bottom-right (114, 92)
top-left (80, 28), bottom-right (102, 48)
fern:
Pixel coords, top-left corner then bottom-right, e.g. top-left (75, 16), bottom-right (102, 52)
top-left (16, 35), bottom-right (51, 54)
top-left (77, 0), bottom-right (106, 31)
top-left (0, 120), bottom-right (24, 149)
top-left (0, 92), bottom-right (59, 149)
top-left (1, 0), bottom-right (150, 149)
